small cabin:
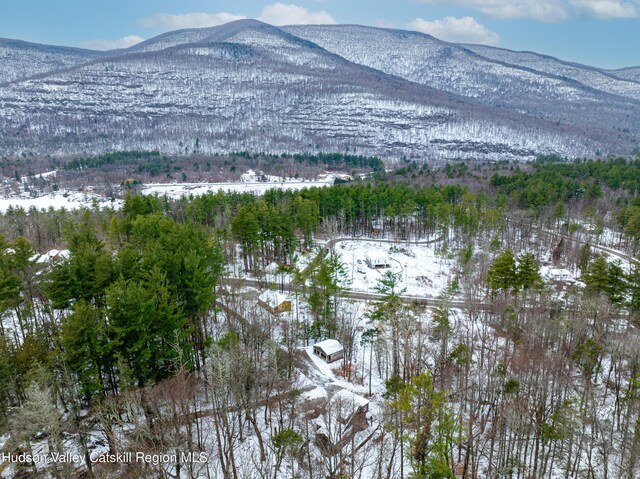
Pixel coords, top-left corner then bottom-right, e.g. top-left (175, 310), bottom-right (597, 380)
top-left (330, 389), bottom-right (370, 422)
top-left (365, 249), bottom-right (389, 269)
top-left (315, 389), bottom-right (369, 454)
top-left (33, 249), bottom-right (70, 264)
top-left (313, 339), bottom-right (344, 363)
top-left (257, 291), bottom-right (292, 315)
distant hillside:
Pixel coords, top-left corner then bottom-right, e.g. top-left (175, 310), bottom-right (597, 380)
top-left (0, 39), bottom-right (106, 84)
top-left (284, 25), bottom-right (640, 143)
top-left (608, 66), bottom-right (640, 83)
top-left (0, 20), bottom-right (637, 161)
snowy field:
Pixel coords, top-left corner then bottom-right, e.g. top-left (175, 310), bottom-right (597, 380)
top-left (141, 180), bottom-right (332, 198)
top-left (142, 170), bottom-right (340, 198)
top-left (334, 239), bottom-right (458, 297)
top-left (0, 191), bottom-right (122, 213)
top-left (0, 170), bottom-right (340, 212)
top-left (1, 169), bottom-right (122, 212)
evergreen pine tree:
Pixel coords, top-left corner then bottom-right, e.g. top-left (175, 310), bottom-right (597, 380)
top-left (487, 249), bottom-right (517, 294)
top-left (516, 252), bottom-right (543, 290)
top-left (581, 257), bottom-right (627, 304)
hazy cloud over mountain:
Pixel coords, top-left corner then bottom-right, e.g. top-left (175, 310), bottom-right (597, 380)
top-left (137, 3), bottom-right (335, 32)
top-left (407, 16), bottom-right (500, 44)
top-left (419, 0), bottom-right (639, 21)
top-left (418, 0), bottom-right (570, 22)
top-left (138, 12), bottom-right (246, 30)
top-left (570, 0), bottom-right (638, 19)
top-left (81, 35), bottom-right (145, 50)
top-left (258, 3), bottom-right (336, 25)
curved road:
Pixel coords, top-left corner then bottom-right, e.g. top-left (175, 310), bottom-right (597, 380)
top-left (504, 217), bottom-right (638, 266)
top-left (224, 228), bottom-right (637, 313)
top-left (325, 234), bottom-right (444, 252)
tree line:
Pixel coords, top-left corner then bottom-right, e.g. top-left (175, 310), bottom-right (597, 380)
top-left (0, 155), bottom-right (638, 477)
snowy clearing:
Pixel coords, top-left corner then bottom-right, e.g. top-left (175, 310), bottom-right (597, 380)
top-left (0, 191), bottom-right (122, 213)
top-left (334, 239), bottom-right (459, 297)
top-left (141, 172), bottom-right (339, 198)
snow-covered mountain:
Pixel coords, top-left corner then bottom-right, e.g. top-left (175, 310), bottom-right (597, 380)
top-left (0, 20), bottom-right (637, 161)
top-left (0, 39), bottom-right (106, 84)
top-left (461, 43), bottom-right (640, 101)
top-left (126, 19), bottom-right (278, 53)
top-left (609, 67), bottom-right (640, 83)
top-left (284, 25), bottom-right (639, 139)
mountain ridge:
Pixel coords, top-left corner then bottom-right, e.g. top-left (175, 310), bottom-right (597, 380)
top-left (0, 20), bottom-right (636, 161)
top-left (0, 38), bottom-right (108, 84)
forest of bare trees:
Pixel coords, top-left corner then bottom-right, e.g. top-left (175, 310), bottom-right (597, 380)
top-left (0, 156), bottom-right (638, 478)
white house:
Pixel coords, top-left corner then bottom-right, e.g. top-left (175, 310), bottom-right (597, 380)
top-left (257, 290), bottom-right (292, 315)
top-left (313, 339), bottom-right (344, 363)
top-left (365, 249), bottom-right (389, 269)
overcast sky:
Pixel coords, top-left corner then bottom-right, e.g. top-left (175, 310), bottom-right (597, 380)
top-left (2, 0), bottom-right (639, 69)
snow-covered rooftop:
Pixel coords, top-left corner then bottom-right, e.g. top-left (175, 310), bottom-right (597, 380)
top-left (30, 249), bottom-right (70, 264)
top-left (300, 387), bottom-right (328, 403)
top-left (314, 339), bottom-right (343, 356)
top-left (330, 389), bottom-right (369, 409)
top-left (258, 290), bottom-right (289, 308)
top-left (365, 249), bottom-right (387, 262)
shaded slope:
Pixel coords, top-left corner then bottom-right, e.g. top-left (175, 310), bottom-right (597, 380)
top-left (609, 67), bottom-right (640, 83)
top-left (125, 19), bottom-right (268, 53)
top-left (0, 39), bottom-right (105, 84)
top-left (283, 25), bottom-right (639, 143)
top-left (463, 43), bottom-right (640, 101)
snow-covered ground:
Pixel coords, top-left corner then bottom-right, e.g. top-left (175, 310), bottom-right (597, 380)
top-left (142, 171), bottom-right (339, 198)
top-left (0, 169), bottom-right (341, 212)
top-left (0, 191), bottom-right (122, 213)
top-left (334, 239), bottom-right (458, 297)
top-left (31, 170), bottom-right (57, 180)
